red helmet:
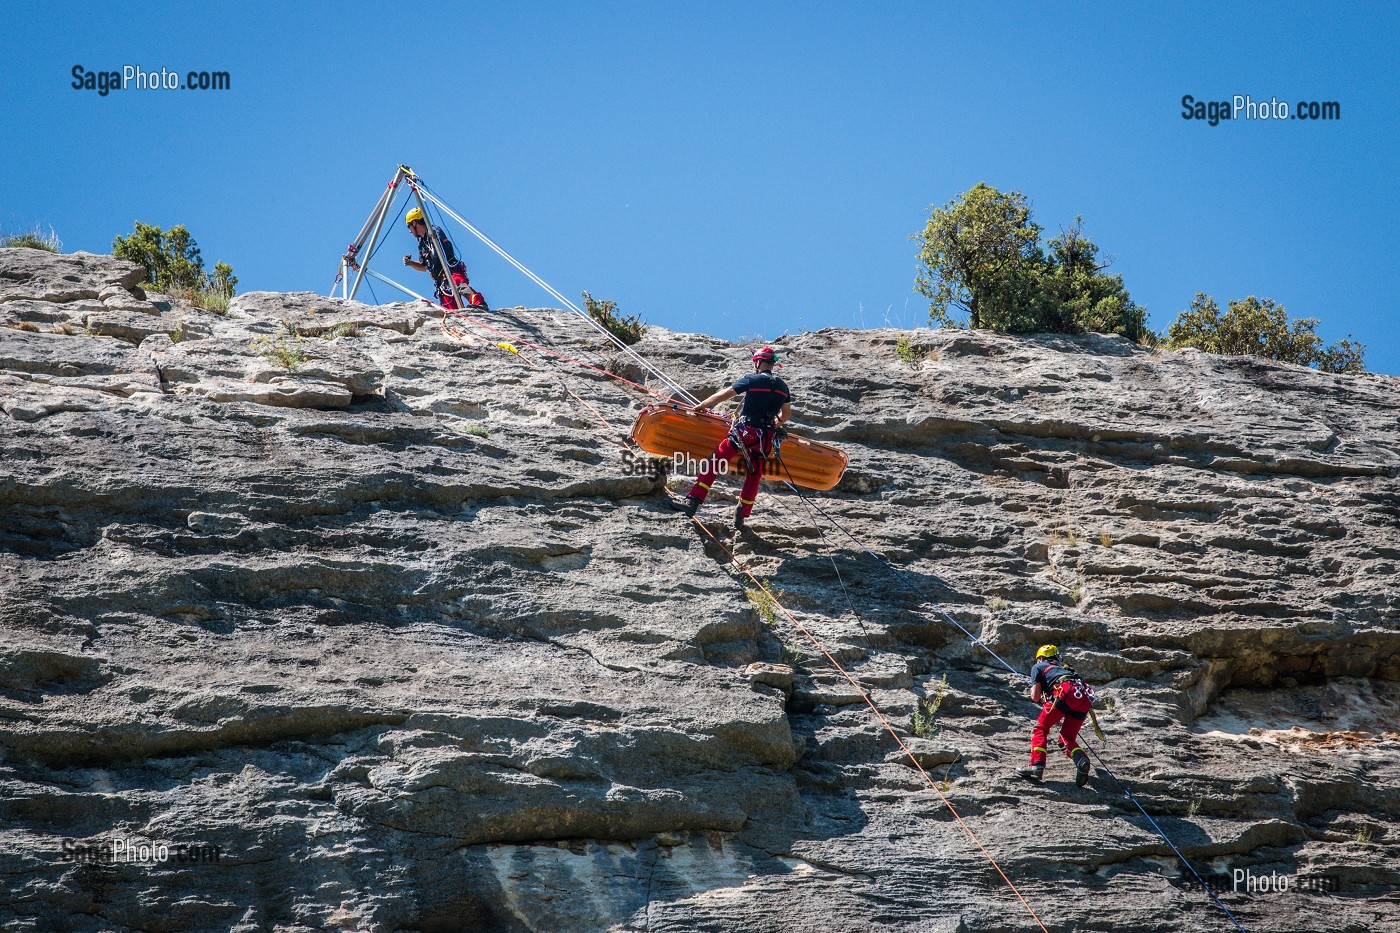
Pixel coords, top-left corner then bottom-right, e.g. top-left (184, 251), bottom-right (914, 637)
top-left (752, 346), bottom-right (778, 364)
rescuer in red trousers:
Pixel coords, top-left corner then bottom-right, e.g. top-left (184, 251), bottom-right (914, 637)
top-left (1019, 645), bottom-right (1095, 785)
top-left (671, 347), bottom-right (791, 530)
top-left (402, 207), bottom-right (486, 310)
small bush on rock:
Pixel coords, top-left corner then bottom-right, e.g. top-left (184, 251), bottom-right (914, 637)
top-left (582, 291), bottom-right (645, 345)
top-left (113, 222), bottom-right (238, 310)
top-left (1166, 293), bottom-right (1365, 374)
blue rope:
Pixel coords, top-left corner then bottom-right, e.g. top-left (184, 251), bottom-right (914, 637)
top-left (772, 457), bottom-right (1249, 932)
top-left (1083, 745), bottom-right (1249, 932)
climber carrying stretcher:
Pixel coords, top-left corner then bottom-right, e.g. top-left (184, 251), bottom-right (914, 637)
top-left (670, 346), bottom-right (791, 531)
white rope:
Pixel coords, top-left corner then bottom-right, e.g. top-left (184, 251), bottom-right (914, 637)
top-left (364, 269), bottom-right (432, 303)
top-left (411, 182), bottom-right (699, 405)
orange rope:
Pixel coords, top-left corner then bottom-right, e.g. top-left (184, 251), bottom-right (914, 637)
top-left (690, 520), bottom-right (1050, 933)
top-left (433, 297), bottom-right (1043, 926)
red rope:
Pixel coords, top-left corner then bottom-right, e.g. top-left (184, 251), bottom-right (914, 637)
top-left (690, 520), bottom-right (1051, 933)
top-left (438, 303), bottom-right (685, 404)
top-left (438, 308), bottom-right (633, 449)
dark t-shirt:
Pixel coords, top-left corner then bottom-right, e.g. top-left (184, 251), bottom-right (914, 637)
top-left (731, 372), bottom-right (792, 426)
top-left (1030, 660), bottom-right (1078, 693)
top-left (416, 229), bottom-right (461, 284)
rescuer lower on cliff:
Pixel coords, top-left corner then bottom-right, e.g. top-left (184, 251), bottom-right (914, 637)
top-left (402, 207), bottom-right (486, 310)
top-left (671, 347), bottom-right (791, 530)
top-left (1019, 645), bottom-right (1095, 785)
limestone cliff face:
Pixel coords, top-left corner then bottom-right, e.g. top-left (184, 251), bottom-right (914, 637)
top-left (1, 246), bottom-right (1398, 933)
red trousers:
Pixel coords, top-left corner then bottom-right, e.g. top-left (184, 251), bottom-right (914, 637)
top-left (688, 425), bottom-right (772, 518)
top-left (1030, 680), bottom-right (1094, 766)
top-left (438, 272), bottom-right (484, 310)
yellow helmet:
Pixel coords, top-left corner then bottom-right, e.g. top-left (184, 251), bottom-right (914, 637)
top-left (1036, 644), bottom-right (1060, 660)
top-left (405, 207), bottom-right (425, 227)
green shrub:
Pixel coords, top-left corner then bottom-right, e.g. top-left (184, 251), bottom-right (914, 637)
top-left (1, 225), bottom-right (62, 252)
top-left (582, 290), bottom-right (645, 345)
top-left (1166, 293), bottom-right (1365, 374)
top-left (896, 333), bottom-right (930, 367)
top-left (913, 185), bottom-right (1151, 341)
top-left (113, 222), bottom-right (238, 302)
top-left (189, 268), bottom-right (236, 314)
top-left (911, 674), bottom-right (949, 738)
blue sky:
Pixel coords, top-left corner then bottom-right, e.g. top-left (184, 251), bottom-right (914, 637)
top-left (5, 2), bottom-right (1398, 372)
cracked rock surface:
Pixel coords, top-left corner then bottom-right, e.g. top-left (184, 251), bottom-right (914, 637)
top-left (1, 246), bottom-right (1398, 932)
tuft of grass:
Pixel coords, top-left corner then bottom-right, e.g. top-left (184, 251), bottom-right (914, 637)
top-left (252, 322), bottom-right (308, 370)
top-left (166, 272), bottom-right (234, 314)
top-left (466, 425), bottom-right (489, 438)
top-left (1098, 531), bottom-right (1112, 548)
top-left (895, 333), bottom-right (930, 368)
top-left (986, 596), bottom-right (1008, 612)
top-left (14, 321), bottom-right (41, 332)
top-left (747, 584), bottom-right (802, 665)
top-left (1098, 693), bottom-right (1115, 715)
top-left (912, 674), bottom-right (949, 738)
top-left (1188, 798), bottom-right (1203, 817)
top-left (939, 763), bottom-right (955, 792)
top-left (1, 225), bottom-right (62, 252)
top-left (1355, 826), bottom-right (1374, 844)
top-left (746, 584), bottom-right (785, 629)
top-left (582, 290), bottom-right (645, 345)
top-left (1069, 585), bottom-right (1084, 603)
top-left (324, 322), bottom-right (361, 339)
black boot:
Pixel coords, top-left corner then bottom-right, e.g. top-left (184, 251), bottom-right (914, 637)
top-left (734, 505), bottom-right (747, 531)
top-left (1074, 752), bottom-right (1092, 787)
top-left (669, 494), bottom-right (701, 517)
top-left (1018, 765), bottom-right (1044, 782)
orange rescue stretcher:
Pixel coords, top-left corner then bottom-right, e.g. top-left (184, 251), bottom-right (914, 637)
top-left (629, 403), bottom-right (848, 491)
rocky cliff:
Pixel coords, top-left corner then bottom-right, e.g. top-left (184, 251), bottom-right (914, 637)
top-left (1, 247), bottom-right (1398, 932)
